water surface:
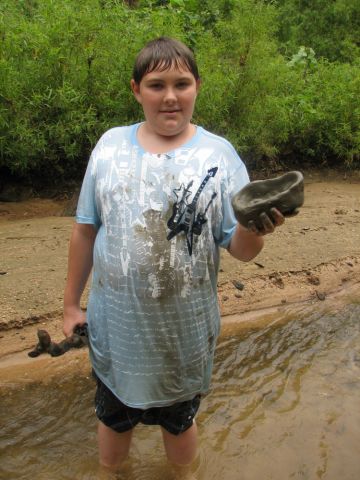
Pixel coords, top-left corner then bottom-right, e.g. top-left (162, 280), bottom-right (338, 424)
top-left (1, 302), bottom-right (360, 479)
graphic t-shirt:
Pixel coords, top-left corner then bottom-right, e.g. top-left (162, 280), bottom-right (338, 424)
top-left (76, 123), bottom-right (249, 408)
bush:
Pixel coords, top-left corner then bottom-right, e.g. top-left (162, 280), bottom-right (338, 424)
top-left (284, 60), bottom-right (360, 167)
top-left (0, 0), bottom-right (359, 184)
top-left (276, 0), bottom-right (360, 64)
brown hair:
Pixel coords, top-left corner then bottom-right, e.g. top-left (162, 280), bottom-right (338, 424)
top-left (132, 37), bottom-right (200, 84)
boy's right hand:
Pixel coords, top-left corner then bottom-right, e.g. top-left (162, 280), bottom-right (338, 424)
top-left (247, 207), bottom-right (285, 236)
top-left (63, 305), bottom-right (87, 337)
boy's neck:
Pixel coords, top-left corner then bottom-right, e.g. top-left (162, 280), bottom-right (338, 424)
top-left (137, 123), bottom-right (196, 154)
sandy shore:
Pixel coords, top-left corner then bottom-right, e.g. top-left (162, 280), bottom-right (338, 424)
top-left (0, 170), bottom-right (359, 364)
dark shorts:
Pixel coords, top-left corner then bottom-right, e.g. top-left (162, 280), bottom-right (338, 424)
top-left (94, 375), bottom-right (201, 436)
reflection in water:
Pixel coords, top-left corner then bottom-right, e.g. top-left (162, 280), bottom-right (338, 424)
top-left (1, 303), bottom-right (360, 479)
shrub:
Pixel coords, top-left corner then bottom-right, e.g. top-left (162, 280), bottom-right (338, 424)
top-left (0, 0), bottom-right (359, 184)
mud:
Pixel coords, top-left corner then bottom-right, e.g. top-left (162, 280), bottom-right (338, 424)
top-left (0, 169), bottom-right (359, 361)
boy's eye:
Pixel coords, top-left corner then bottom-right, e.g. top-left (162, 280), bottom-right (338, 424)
top-left (177, 81), bottom-right (190, 89)
top-left (149, 83), bottom-right (163, 89)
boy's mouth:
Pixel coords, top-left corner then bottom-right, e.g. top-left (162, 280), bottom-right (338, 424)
top-left (160, 109), bottom-right (181, 113)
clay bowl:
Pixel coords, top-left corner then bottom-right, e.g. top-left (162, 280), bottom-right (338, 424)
top-left (232, 171), bottom-right (304, 229)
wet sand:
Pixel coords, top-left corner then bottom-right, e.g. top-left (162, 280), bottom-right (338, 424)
top-left (0, 170), bottom-right (359, 364)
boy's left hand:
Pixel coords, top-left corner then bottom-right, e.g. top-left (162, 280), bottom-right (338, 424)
top-left (247, 207), bottom-right (285, 236)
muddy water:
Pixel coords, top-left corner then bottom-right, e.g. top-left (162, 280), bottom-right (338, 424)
top-left (1, 303), bottom-right (360, 480)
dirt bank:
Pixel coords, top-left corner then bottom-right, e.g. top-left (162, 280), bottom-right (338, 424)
top-left (0, 170), bottom-right (359, 361)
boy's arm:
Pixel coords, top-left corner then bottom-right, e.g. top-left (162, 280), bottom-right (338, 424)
top-left (227, 207), bottom-right (284, 261)
top-left (227, 224), bottom-right (264, 261)
top-left (63, 223), bottom-right (97, 337)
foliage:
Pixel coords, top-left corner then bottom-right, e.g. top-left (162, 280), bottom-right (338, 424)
top-left (0, 0), bottom-right (193, 179)
top-left (276, 0), bottom-right (360, 64)
top-left (0, 0), bottom-right (359, 183)
top-left (285, 61), bottom-right (360, 166)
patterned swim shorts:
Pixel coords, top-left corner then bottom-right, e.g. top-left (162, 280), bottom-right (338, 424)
top-left (94, 374), bottom-right (201, 436)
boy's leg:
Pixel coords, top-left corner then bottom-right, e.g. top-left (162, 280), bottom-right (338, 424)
top-left (98, 420), bottom-right (133, 469)
top-left (161, 421), bottom-right (198, 465)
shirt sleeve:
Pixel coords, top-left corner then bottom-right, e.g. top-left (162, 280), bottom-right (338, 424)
top-left (76, 153), bottom-right (102, 229)
top-left (215, 157), bottom-right (250, 249)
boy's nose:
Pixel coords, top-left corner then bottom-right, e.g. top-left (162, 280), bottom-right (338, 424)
top-left (163, 87), bottom-right (177, 102)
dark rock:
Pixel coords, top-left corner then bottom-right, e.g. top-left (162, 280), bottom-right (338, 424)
top-left (254, 262), bottom-right (265, 268)
top-left (316, 291), bottom-right (326, 301)
top-left (232, 280), bottom-right (244, 290)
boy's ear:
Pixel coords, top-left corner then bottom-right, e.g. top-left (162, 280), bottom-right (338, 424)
top-left (196, 78), bottom-right (202, 94)
top-left (130, 79), bottom-right (141, 103)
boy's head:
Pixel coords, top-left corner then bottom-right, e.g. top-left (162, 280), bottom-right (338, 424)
top-left (131, 37), bottom-right (201, 141)
top-left (132, 37), bottom-right (200, 85)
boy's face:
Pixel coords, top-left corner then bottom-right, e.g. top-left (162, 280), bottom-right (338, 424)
top-left (131, 63), bottom-right (200, 138)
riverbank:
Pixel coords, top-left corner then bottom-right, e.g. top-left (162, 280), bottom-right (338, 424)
top-left (0, 170), bottom-right (359, 361)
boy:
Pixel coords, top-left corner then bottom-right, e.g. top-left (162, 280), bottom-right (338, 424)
top-left (63, 37), bottom-right (284, 471)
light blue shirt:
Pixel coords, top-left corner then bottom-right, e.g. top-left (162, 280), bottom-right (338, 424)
top-left (77, 123), bottom-right (249, 408)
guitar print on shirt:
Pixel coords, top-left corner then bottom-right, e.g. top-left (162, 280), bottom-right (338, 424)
top-left (167, 167), bottom-right (218, 255)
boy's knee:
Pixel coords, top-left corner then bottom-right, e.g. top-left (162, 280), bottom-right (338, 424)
top-left (162, 422), bottom-right (198, 466)
top-left (98, 421), bottom-right (133, 469)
